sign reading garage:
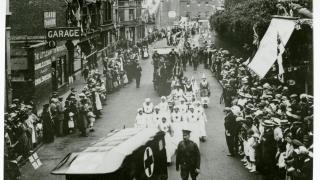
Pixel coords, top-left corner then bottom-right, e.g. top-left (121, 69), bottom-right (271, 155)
top-left (46, 27), bottom-right (81, 40)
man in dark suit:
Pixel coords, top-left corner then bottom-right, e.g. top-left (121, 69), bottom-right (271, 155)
top-left (176, 128), bottom-right (201, 180)
top-left (135, 63), bottom-right (142, 88)
top-left (224, 107), bottom-right (238, 157)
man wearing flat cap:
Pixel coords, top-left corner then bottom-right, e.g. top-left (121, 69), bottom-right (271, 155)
top-left (176, 127), bottom-right (200, 180)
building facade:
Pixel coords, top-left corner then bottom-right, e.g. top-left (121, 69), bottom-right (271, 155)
top-left (179, 0), bottom-right (219, 20)
top-left (9, 0), bottom-right (115, 110)
top-left (114, 0), bottom-right (145, 45)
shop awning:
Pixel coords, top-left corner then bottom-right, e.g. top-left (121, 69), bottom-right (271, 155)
top-left (247, 17), bottom-right (297, 78)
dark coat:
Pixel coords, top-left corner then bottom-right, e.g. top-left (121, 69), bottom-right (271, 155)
top-left (176, 139), bottom-right (200, 170)
top-left (224, 112), bottom-right (237, 136)
top-left (42, 111), bottom-right (54, 143)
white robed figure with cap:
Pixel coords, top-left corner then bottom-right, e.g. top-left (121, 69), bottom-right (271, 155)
top-left (142, 98), bottom-right (154, 127)
top-left (158, 96), bottom-right (170, 114)
top-left (158, 116), bottom-right (175, 163)
top-left (171, 106), bottom-right (185, 145)
top-left (186, 105), bottom-right (200, 147)
top-left (150, 106), bottom-right (162, 128)
top-left (135, 108), bottom-right (147, 128)
top-left (199, 73), bottom-right (210, 108)
top-left (191, 76), bottom-right (200, 98)
top-left (194, 101), bottom-right (207, 141)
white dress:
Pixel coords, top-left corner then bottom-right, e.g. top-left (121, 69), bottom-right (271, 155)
top-left (135, 113), bottom-right (147, 128)
top-left (150, 112), bottom-right (162, 128)
top-left (186, 111), bottom-right (200, 148)
top-left (158, 121), bottom-right (175, 163)
top-left (143, 103), bottom-right (154, 125)
top-left (94, 92), bottom-right (103, 111)
top-left (195, 106), bottom-right (207, 137)
top-left (171, 111), bottom-right (184, 145)
top-left (158, 102), bottom-right (169, 114)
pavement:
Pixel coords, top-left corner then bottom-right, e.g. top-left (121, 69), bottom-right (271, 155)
top-left (20, 38), bottom-right (260, 180)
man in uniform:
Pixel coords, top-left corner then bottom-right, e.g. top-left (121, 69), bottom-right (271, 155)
top-left (176, 127), bottom-right (201, 180)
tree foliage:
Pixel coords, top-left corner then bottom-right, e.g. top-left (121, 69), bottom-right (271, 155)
top-left (210, 0), bottom-right (278, 46)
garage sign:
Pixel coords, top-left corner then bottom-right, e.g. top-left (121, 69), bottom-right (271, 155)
top-left (46, 27), bottom-right (81, 40)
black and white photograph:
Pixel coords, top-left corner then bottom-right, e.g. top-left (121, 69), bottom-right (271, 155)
top-left (2, 0), bottom-right (320, 180)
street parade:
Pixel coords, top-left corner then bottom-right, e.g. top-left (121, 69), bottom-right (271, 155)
top-left (3, 0), bottom-right (317, 180)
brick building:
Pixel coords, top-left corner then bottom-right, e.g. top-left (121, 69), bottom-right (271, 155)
top-left (179, 0), bottom-right (221, 20)
top-left (114, 0), bottom-right (145, 44)
top-left (9, 0), bottom-right (115, 110)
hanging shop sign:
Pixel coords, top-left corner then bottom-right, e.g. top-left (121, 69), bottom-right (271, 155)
top-left (44, 11), bottom-right (56, 28)
top-left (46, 27), bottom-right (81, 40)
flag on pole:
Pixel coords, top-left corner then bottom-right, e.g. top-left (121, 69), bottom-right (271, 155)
top-left (29, 153), bottom-right (42, 169)
top-left (277, 32), bottom-right (285, 83)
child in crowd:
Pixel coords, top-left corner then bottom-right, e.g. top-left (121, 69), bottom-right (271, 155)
top-left (87, 108), bottom-right (96, 132)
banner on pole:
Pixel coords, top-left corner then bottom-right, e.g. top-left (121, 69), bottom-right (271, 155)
top-left (247, 17), bottom-right (296, 79)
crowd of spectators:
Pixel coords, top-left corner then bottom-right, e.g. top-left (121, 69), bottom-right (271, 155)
top-left (212, 49), bottom-right (313, 180)
top-left (4, 30), bottom-right (165, 170)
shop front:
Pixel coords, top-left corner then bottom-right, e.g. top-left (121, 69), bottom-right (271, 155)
top-left (31, 42), bottom-right (69, 110)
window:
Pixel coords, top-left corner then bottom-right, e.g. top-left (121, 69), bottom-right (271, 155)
top-left (104, 2), bottom-right (112, 22)
top-left (129, 9), bottom-right (135, 20)
top-left (119, 9), bottom-right (125, 22)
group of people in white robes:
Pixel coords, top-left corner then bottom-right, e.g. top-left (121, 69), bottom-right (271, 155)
top-left (134, 75), bottom-right (209, 163)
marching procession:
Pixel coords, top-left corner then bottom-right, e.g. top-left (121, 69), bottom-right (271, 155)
top-left (4, 6), bottom-right (316, 180)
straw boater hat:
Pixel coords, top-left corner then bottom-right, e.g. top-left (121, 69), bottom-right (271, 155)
top-left (272, 118), bottom-right (289, 126)
top-left (145, 98), bottom-right (151, 103)
top-left (262, 120), bottom-right (276, 127)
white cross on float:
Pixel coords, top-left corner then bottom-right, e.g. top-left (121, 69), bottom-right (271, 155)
top-left (143, 147), bottom-right (154, 177)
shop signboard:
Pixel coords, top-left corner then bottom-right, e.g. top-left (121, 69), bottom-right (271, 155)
top-left (11, 57), bottom-right (28, 70)
top-left (33, 45), bottom-right (67, 86)
top-left (44, 11), bottom-right (56, 28)
top-left (46, 27), bottom-right (81, 40)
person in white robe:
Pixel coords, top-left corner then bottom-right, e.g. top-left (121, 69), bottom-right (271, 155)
top-left (191, 77), bottom-right (200, 98)
top-left (171, 85), bottom-right (185, 103)
top-left (194, 101), bottom-right (207, 141)
top-left (143, 98), bottom-right (154, 126)
top-left (135, 108), bottom-right (147, 128)
top-left (186, 106), bottom-right (200, 147)
top-left (158, 96), bottom-right (169, 114)
top-left (179, 99), bottom-right (188, 114)
top-left (158, 116), bottom-right (175, 164)
top-left (150, 106), bottom-right (162, 128)
top-left (171, 106), bottom-right (184, 145)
